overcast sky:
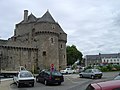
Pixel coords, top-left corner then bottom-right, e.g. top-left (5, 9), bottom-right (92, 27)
top-left (1, 0), bottom-right (120, 56)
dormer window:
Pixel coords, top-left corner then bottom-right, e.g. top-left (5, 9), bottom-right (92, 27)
top-left (52, 25), bottom-right (55, 29)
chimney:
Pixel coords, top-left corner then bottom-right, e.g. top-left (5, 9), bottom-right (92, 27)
top-left (24, 10), bottom-right (28, 22)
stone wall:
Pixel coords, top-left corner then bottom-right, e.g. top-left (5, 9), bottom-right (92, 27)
top-left (0, 46), bottom-right (38, 71)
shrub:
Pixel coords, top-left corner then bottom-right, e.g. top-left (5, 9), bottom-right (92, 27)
top-left (100, 66), bottom-right (109, 72)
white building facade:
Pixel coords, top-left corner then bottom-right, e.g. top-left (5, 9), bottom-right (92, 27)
top-left (85, 53), bottom-right (120, 66)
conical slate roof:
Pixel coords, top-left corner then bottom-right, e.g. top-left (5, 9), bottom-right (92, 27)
top-left (37, 11), bottom-right (55, 23)
top-left (27, 13), bottom-right (37, 22)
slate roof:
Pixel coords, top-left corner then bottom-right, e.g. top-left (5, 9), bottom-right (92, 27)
top-left (86, 53), bottom-right (120, 60)
top-left (27, 13), bottom-right (37, 23)
top-left (37, 10), bottom-right (55, 23)
top-left (86, 55), bottom-right (101, 60)
top-left (19, 10), bottom-right (56, 24)
top-left (101, 53), bottom-right (120, 58)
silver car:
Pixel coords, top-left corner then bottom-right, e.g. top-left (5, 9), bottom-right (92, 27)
top-left (79, 69), bottom-right (102, 79)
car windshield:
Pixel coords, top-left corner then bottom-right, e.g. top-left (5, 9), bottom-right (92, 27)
top-left (52, 71), bottom-right (62, 75)
top-left (47, 71), bottom-right (62, 76)
top-left (20, 72), bottom-right (33, 78)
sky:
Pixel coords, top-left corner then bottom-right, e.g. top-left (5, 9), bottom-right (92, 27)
top-left (1, 0), bottom-right (120, 56)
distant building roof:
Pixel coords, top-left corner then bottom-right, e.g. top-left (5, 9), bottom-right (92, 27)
top-left (86, 55), bottom-right (101, 60)
top-left (86, 53), bottom-right (120, 60)
top-left (101, 53), bottom-right (120, 58)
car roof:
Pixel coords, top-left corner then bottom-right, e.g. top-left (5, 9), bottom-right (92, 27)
top-left (91, 80), bottom-right (120, 89)
top-left (86, 69), bottom-right (98, 70)
top-left (85, 69), bottom-right (99, 71)
top-left (19, 70), bottom-right (31, 73)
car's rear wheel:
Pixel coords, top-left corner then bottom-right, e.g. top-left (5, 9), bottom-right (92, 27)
top-left (44, 80), bottom-right (48, 86)
top-left (80, 74), bottom-right (83, 78)
top-left (99, 76), bottom-right (102, 79)
top-left (91, 75), bottom-right (94, 79)
top-left (58, 82), bottom-right (61, 85)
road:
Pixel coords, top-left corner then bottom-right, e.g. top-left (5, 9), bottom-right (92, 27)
top-left (0, 71), bottom-right (119, 90)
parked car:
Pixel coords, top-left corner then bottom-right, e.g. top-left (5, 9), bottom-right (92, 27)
top-left (36, 69), bottom-right (64, 85)
top-left (114, 75), bottom-right (120, 80)
top-left (86, 80), bottom-right (120, 90)
top-left (79, 69), bottom-right (102, 79)
top-left (13, 70), bottom-right (35, 88)
top-left (113, 72), bottom-right (120, 80)
top-left (60, 68), bottom-right (76, 74)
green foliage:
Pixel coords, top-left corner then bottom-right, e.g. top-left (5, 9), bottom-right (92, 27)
top-left (85, 65), bottom-right (93, 69)
top-left (66, 45), bottom-right (83, 66)
top-left (93, 64), bottom-right (120, 72)
top-left (100, 66), bottom-right (109, 72)
top-left (106, 64), bottom-right (113, 71)
top-left (113, 65), bottom-right (120, 70)
top-left (72, 64), bottom-right (77, 69)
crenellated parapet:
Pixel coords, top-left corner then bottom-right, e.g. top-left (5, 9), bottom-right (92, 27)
top-left (35, 31), bottom-right (59, 36)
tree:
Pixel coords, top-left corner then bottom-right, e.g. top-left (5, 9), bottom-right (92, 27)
top-left (66, 45), bottom-right (83, 66)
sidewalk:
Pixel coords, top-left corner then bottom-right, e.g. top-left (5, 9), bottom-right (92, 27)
top-left (0, 80), bottom-right (13, 90)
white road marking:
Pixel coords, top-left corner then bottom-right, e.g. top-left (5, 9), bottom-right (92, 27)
top-left (1, 78), bottom-right (13, 81)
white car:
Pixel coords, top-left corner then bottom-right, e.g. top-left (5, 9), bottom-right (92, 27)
top-left (13, 70), bottom-right (35, 88)
top-left (60, 68), bottom-right (75, 74)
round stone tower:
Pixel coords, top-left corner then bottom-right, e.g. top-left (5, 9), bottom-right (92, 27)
top-left (13, 10), bottom-right (67, 70)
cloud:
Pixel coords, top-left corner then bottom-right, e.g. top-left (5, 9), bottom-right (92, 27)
top-left (0, 0), bottom-right (120, 55)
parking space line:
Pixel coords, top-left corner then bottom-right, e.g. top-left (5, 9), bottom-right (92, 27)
top-left (65, 77), bottom-right (80, 84)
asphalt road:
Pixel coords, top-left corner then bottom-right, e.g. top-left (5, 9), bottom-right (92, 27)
top-left (0, 71), bottom-right (119, 90)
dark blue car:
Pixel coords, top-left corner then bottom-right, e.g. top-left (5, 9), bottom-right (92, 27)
top-left (36, 70), bottom-right (64, 85)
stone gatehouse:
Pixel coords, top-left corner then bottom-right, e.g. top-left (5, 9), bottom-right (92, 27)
top-left (0, 10), bottom-right (67, 71)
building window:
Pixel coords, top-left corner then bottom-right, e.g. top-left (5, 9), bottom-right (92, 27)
top-left (61, 44), bottom-right (63, 48)
top-left (64, 55), bottom-right (65, 58)
top-left (51, 38), bottom-right (54, 43)
top-left (32, 28), bottom-right (35, 36)
top-left (43, 51), bottom-right (46, 56)
top-left (14, 37), bottom-right (16, 41)
top-left (52, 25), bottom-right (55, 29)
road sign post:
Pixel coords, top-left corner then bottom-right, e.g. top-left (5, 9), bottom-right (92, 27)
top-left (50, 64), bottom-right (54, 72)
